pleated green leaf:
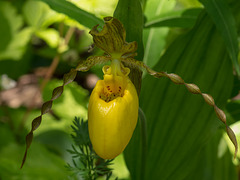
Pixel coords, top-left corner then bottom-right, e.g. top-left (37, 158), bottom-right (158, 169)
top-left (199, 0), bottom-right (240, 76)
top-left (188, 131), bottom-right (237, 180)
top-left (143, 0), bottom-right (175, 68)
top-left (124, 12), bottom-right (235, 180)
top-left (39, 0), bottom-right (104, 29)
top-left (145, 8), bottom-right (202, 28)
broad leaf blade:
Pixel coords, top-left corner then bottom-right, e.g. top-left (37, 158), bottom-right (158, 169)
top-left (188, 131), bottom-right (237, 180)
top-left (143, 0), bottom-right (175, 68)
top-left (199, 0), bottom-right (240, 76)
top-left (39, 0), bottom-right (103, 29)
top-left (145, 8), bottom-right (202, 28)
top-left (125, 12), bottom-right (234, 180)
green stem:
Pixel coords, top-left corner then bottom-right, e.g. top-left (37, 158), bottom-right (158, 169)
top-left (139, 107), bottom-right (147, 180)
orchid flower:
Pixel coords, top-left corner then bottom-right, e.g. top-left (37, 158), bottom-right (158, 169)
top-left (21, 16), bottom-right (238, 168)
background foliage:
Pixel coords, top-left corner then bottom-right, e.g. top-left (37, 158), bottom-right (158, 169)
top-left (0, 0), bottom-right (240, 179)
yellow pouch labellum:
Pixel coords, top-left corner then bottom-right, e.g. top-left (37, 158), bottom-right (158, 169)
top-left (88, 60), bottom-right (139, 159)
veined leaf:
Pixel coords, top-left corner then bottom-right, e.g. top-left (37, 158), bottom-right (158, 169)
top-left (145, 8), bottom-right (202, 28)
top-left (143, 0), bottom-right (175, 68)
top-left (124, 12), bottom-right (234, 180)
top-left (39, 0), bottom-right (104, 29)
top-left (199, 0), bottom-right (240, 76)
top-left (188, 131), bottom-right (237, 180)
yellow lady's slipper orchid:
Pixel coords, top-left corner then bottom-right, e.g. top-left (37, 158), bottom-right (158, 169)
top-left (88, 59), bottom-right (139, 159)
top-left (87, 17), bottom-right (140, 159)
top-left (21, 16), bottom-right (238, 169)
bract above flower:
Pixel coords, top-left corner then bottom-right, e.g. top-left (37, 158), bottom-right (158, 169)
top-left (90, 16), bottom-right (138, 58)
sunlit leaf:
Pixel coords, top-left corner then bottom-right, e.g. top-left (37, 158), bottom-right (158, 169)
top-left (145, 8), bottom-right (202, 28)
top-left (0, 2), bottom-right (32, 61)
top-left (35, 29), bottom-right (61, 48)
top-left (68, 0), bottom-right (118, 18)
top-left (23, 0), bottom-right (64, 29)
top-left (39, 0), bottom-right (104, 29)
top-left (142, 0), bottom-right (175, 68)
top-left (178, 0), bottom-right (202, 8)
top-left (110, 154), bottom-right (130, 179)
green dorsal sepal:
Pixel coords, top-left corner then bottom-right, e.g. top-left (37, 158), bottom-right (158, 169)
top-left (90, 17), bottom-right (137, 58)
